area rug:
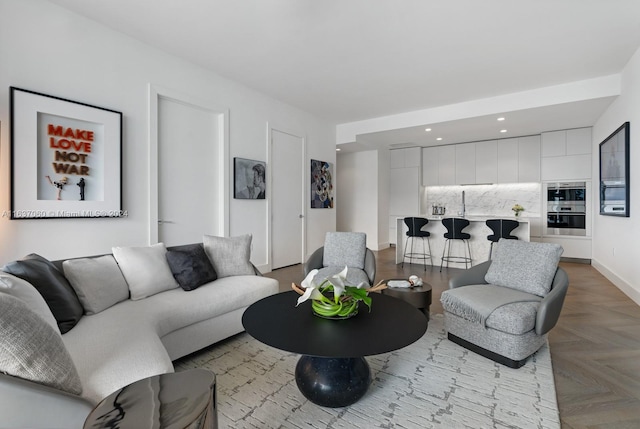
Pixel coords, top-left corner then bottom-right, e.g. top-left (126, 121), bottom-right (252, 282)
top-left (175, 314), bottom-right (560, 429)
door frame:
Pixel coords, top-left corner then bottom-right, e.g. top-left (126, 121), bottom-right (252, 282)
top-left (148, 84), bottom-right (230, 244)
top-left (267, 122), bottom-right (306, 271)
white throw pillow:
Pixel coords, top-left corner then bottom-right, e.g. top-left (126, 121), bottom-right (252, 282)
top-left (0, 272), bottom-right (58, 331)
top-left (63, 255), bottom-right (130, 314)
top-left (203, 234), bottom-right (254, 278)
top-left (112, 243), bottom-right (179, 300)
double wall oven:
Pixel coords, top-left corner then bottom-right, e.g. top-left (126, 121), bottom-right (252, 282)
top-left (545, 182), bottom-right (587, 236)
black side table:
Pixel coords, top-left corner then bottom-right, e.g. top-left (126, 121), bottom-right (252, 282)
top-left (382, 282), bottom-right (432, 320)
top-left (242, 291), bottom-right (428, 408)
top-left (83, 369), bottom-right (217, 429)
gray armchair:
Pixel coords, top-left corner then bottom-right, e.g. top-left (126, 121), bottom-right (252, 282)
top-left (304, 232), bottom-right (376, 286)
top-left (441, 239), bottom-right (568, 368)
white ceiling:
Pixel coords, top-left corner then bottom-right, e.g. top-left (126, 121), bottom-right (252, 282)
top-left (48, 0), bottom-right (640, 151)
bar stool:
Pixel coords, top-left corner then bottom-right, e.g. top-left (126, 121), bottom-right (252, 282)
top-left (440, 218), bottom-right (472, 272)
top-left (486, 219), bottom-right (519, 259)
top-left (401, 217), bottom-right (433, 270)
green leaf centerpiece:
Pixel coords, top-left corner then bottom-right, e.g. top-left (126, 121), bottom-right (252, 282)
top-left (292, 267), bottom-right (387, 319)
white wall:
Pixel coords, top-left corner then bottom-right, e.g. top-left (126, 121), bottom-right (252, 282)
top-left (592, 45), bottom-right (640, 305)
top-left (377, 149), bottom-right (390, 249)
top-left (0, 0), bottom-right (335, 267)
top-left (336, 150), bottom-right (382, 249)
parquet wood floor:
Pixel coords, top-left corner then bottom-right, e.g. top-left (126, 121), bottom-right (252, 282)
top-left (264, 247), bottom-right (640, 429)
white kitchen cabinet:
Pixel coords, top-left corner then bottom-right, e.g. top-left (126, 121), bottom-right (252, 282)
top-left (541, 131), bottom-right (566, 157)
top-left (390, 147), bottom-right (421, 168)
top-left (518, 135), bottom-right (541, 182)
top-left (542, 236), bottom-right (592, 259)
top-left (438, 145), bottom-right (456, 185)
top-left (497, 138), bottom-right (519, 183)
top-left (566, 128), bottom-right (592, 155)
top-left (475, 140), bottom-right (498, 184)
top-left (541, 127), bottom-right (592, 181)
top-left (421, 146), bottom-right (439, 185)
top-left (455, 143), bottom-right (476, 185)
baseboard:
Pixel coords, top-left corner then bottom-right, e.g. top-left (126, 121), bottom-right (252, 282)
top-left (591, 259), bottom-right (640, 307)
top-left (447, 333), bottom-right (527, 369)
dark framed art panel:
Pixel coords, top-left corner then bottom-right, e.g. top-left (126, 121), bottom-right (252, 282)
top-left (310, 159), bottom-right (333, 208)
top-left (599, 121), bottom-right (630, 217)
top-left (234, 157), bottom-right (266, 199)
top-left (10, 87), bottom-right (123, 219)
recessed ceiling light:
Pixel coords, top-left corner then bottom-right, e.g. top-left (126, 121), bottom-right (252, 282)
top-left (425, 128), bottom-right (432, 132)
top-left (497, 117), bottom-right (505, 121)
top-left (436, 137), bottom-right (443, 141)
top-left (336, 148), bottom-right (341, 151)
top-left (500, 129), bottom-right (507, 133)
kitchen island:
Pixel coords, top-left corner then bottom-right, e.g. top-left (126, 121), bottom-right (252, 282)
top-left (395, 216), bottom-right (532, 267)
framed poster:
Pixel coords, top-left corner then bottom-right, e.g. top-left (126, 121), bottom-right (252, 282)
top-left (234, 157), bottom-right (266, 199)
top-left (10, 87), bottom-right (123, 219)
top-left (311, 159), bottom-right (333, 208)
top-left (599, 122), bottom-right (630, 217)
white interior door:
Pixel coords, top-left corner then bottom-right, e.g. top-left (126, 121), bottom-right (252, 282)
top-left (271, 129), bottom-right (304, 269)
top-left (157, 97), bottom-right (219, 245)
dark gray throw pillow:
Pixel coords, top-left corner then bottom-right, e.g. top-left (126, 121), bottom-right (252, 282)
top-left (166, 245), bottom-right (217, 291)
top-left (2, 254), bottom-right (83, 334)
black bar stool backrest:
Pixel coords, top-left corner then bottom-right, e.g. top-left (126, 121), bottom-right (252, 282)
top-left (442, 218), bottom-right (471, 240)
top-left (486, 219), bottom-right (519, 242)
top-left (404, 217), bottom-right (430, 237)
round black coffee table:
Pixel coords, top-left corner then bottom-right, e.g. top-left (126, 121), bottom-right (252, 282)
top-left (242, 291), bottom-right (428, 408)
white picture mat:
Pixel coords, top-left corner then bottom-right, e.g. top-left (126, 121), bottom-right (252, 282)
top-left (11, 88), bottom-right (122, 218)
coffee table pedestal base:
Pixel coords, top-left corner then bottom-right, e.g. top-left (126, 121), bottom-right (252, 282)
top-left (295, 356), bottom-right (371, 408)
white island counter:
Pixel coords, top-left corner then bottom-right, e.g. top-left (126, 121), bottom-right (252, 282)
top-left (395, 216), bottom-right (532, 267)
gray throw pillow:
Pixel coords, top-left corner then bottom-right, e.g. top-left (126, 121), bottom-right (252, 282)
top-left (166, 245), bottom-right (217, 291)
top-left (203, 234), bottom-right (254, 278)
top-left (0, 293), bottom-right (82, 395)
top-left (485, 239), bottom-right (564, 297)
top-left (0, 272), bottom-right (58, 331)
top-left (63, 255), bottom-right (130, 314)
top-left (112, 243), bottom-right (179, 300)
top-left (323, 232), bottom-right (367, 269)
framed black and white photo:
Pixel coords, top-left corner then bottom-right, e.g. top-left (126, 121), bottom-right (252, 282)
top-left (234, 157), bottom-right (266, 199)
top-left (10, 87), bottom-right (123, 219)
top-left (599, 122), bottom-right (630, 217)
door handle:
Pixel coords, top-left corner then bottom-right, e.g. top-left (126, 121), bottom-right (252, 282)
top-left (158, 220), bottom-right (175, 224)
top-left (299, 214), bottom-right (304, 219)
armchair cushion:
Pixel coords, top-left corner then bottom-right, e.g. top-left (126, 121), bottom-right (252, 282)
top-left (323, 232), bottom-right (366, 269)
top-left (312, 266), bottom-right (371, 287)
top-left (484, 239), bottom-right (563, 297)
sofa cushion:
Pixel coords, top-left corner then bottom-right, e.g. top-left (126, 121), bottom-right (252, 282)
top-left (0, 293), bottom-right (82, 395)
top-left (0, 272), bottom-right (58, 330)
top-left (203, 234), bottom-right (254, 278)
top-left (63, 255), bottom-right (130, 314)
top-left (166, 244), bottom-right (217, 291)
top-left (323, 232), bottom-right (367, 269)
top-left (2, 254), bottom-right (83, 334)
top-left (112, 243), bottom-right (179, 300)
top-left (485, 239), bottom-right (563, 297)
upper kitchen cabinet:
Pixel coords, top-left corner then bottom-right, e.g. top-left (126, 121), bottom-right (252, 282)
top-left (455, 143), bottom-right (476, 185)
top-left (541, 127), bottom-right (592, 180)
top-left (475, 140), bottom-right (498, 184)
top-left (497, 138), bottom-right (519, 183)
top-left (421, 145), bottom-right (456, 185)
top-left (518, 135), bottom-right (541, 183)
top-left (390, 147), bottom-right (421, 168)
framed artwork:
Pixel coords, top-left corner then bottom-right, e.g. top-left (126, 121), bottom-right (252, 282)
top-left (234, 157), bottom-right (266, 199)
top-left (311, 159), bottom-right (333, 208)
top-left (599, 122), bottom-right (630, 217)
top-left (10, 87), bottom-right (123, 219)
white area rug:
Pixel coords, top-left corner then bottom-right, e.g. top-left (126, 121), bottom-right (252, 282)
top-left (175, 314), bottom-right (560, 429)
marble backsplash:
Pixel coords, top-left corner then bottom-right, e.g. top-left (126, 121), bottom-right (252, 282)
top-left (422, 183), bottom-right (541, 218)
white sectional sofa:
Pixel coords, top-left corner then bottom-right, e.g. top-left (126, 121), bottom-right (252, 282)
top-left (0, 236), bottom-right (279, 429)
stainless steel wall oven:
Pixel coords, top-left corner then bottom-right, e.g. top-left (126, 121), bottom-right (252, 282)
top-left (545, 182), bottom-right (586, 236)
